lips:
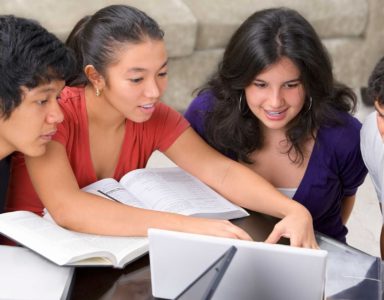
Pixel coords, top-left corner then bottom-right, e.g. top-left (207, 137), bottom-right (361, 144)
top-left (40, 130), bottom-right (57, 141)
top-left (139, 103), bottom-right (155, 109)
top-left (265, 108), bottom-right (288, 116)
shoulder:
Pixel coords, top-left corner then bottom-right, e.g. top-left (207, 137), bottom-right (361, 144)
top-left (320, 112), bottom-right (361, 142)
top-left (317, 112), bottom-right (362, 160)
top-left (361, 112), bottom-right (383, 169)
top-left (184, 91), bottom-right (215, 131)
top-left (185, 91), bottom-right (215, 115)
top-left (361, 111), bottom-right (379, 146)
top-left (60, 86), bottom-right (84, 103)
top-left (58, 86), bottom-right (85, 121)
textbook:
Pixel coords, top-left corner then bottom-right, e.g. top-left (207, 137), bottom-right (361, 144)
top-left (82, 167), bottom-right (249, 220)
top-left (0, 211), bottom-right (148, 268)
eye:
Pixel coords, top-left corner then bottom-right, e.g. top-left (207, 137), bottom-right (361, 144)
top-left (36, 99), bottom-right (48, 106)
top-left (283, 81), bottom-right (301, 88)
top-left (129, 78), bottom-right (143, 83)
top-left (253, 81), bottom-right (267, 88)
top-left (158, 71), bottom-right (167, 78)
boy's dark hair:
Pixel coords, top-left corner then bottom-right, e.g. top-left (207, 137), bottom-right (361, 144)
top-left (368, 56), bottom-right (384, 106)
top-left (0, 15), bottom-right (75, 119)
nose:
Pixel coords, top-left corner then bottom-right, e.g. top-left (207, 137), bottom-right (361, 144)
top-left (269, 88), bottom-right (284, 108)
top-left (46, 100), bottom-right (64, 124)
top-left (144, 78), bottom-right (161, 99)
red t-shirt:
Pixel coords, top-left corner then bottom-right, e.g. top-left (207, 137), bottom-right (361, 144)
top-left (6, 86), bottom-right (189, 215)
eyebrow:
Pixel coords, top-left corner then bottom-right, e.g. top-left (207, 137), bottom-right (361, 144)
top-left (254, 77), bottom-right (301, 83)
top-left (127, 60), bottom-right (168, 73)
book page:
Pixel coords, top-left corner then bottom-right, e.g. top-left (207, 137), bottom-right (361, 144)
top-left (120, 168), bottom-right (248, 219)
top-left (82, 178), bottom-right (147, 208)
top-left (0, 211), bottom-right (148, 267)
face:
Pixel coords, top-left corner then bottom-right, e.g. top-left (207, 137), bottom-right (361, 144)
top-left (0, 80), bottom-right (64, 158)
top-left (375, 100), bottom-right (384, 140)
top-left (102, 39), bottom-right (168, 123)
top-left (244, 57), bottom-right (306, 133)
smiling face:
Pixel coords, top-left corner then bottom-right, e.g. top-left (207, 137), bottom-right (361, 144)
top-left (375, 100), bottom-right (384, 140)
top-left (244, 57), bottom-right (306, 133)
top-left (100, 38), bottom-right (168, 123)
top-left (0, 80), bottom-right (64, 158)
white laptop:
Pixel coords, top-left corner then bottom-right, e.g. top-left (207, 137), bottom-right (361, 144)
top-left (149, 229), bottom-right (327, 300)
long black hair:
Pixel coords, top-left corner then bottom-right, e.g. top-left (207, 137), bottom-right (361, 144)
top-left (201, 7), bottom-right (356, 164)
top-left (65, 4), bottom-right (164, 86)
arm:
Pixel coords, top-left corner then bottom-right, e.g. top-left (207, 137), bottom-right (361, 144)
top-left (340, 195), bottom-right (356, 225)
top-left (25, 141), bottom-right (251, 240)
top-left (164, 128), bottom-right (318, 248)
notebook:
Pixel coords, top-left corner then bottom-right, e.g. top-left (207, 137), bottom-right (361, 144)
top-left (0, 245), bottom-right (74, 300)
top-left (149, 229), bottom-right (327, 300)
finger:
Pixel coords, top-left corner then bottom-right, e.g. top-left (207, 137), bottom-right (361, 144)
top-left (308, 240), bottom-right (320, 249)
top-left (289, 235), bottom-right (301, 248)
top-left (264, 226), bottom-right (282, 244)
top-left (224, 223), bottom-right (252, 241)
top-left (234, 227), bottom-right (253, 241)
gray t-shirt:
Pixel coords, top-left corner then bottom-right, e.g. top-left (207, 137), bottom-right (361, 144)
top-left (360, 112), bottom-right (384, 204)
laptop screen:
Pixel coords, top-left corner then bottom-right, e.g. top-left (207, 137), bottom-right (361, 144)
top-left (175, 246), bottom-right (237, 300)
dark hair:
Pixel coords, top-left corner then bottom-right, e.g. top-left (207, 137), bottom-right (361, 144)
top-left (367, 56), bottom-right (384, 106)
top-left (66, 4), bottom-right (164, 86)
top-left (0, 15), bottom-right (75, 119)
top-left (201, 7), bottom-right (356, 164)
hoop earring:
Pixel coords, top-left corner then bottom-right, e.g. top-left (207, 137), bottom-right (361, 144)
top-left (238, 92), bottom-right (249, 115)
top-left (305, 96), bottom-right (313, 114)
top-left (95, 88), bottom-right (101, 97)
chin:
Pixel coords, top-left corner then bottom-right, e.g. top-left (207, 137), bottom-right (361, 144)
top-left (23, 145), bottom-right (47, 157)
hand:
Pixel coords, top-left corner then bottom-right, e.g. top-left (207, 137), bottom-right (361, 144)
top-left (182, 217), bottom-right (253, 241)
top-left (264, 205), bottom-right (319, 249)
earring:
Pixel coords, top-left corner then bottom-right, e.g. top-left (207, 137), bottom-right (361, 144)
top-left (238, 93), bottom-right (243, 112)
top-left (305, 96), bottom-right (313, 113)
top-left (238, 92), bottom-right (249, 115)
top-left (95, 88), bottom-right (101, 97)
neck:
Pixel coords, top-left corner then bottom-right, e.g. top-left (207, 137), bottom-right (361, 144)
top-left (262, 127), bottom-right (288, 148)
top-left (85, 85), bottom-right (126, 130)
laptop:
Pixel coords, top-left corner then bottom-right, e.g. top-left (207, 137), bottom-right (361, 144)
top-left (149, 229), bottom-right (327, 300)
top-left (174, 246), bottom-right (236, 300)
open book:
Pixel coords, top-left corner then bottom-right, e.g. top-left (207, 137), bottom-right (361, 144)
top-left (82, 167), bottom-right (249, 220)
top-left (0, 211), bottom-right (148, 268)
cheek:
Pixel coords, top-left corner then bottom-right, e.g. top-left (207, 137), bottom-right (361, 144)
top-left (286, 89), bottom-right (305, 107)
top-left (244, 88), bottom-right (263, 107)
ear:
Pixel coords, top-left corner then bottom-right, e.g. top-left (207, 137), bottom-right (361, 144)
top-left (84, 65), bottom-right (105, 90)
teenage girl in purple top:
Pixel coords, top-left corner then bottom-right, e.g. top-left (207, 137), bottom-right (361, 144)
top-left (184, 7), bottom-right (367, 242)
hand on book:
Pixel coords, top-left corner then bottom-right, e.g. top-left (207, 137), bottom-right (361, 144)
top-left (180, 216), bottom-right (252, 241)
top-left (264, 205), bottom-right (318, 249)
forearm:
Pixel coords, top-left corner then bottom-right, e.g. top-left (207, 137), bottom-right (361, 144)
top-left (45, 191), bottom-right (188, 236)
top-left (212, 160), bottom-right (308, 218)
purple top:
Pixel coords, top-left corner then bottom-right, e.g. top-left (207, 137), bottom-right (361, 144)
top-left (185, 92), bottom-right (368, 242)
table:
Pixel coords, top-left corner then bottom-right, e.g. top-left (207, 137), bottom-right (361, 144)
top-left (69, 212), bottom-right (383, 300)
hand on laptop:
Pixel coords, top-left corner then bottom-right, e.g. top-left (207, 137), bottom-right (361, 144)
top-left (264, 206), bottom-right (319, 249)
top-left (182, 217), bottom-right (253, 241)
